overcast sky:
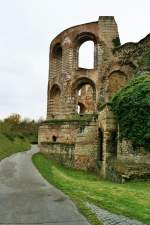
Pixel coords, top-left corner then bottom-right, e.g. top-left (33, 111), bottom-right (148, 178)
top-left (0, 0), bottom-right (149, 120)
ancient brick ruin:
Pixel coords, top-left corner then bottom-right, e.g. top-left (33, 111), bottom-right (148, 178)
top-left (38, 16), bottom-right (150, 182)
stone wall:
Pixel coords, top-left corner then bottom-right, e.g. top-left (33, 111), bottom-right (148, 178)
top-left (75, 121), bottom-right (98, 170)
top-left (39, 16), bottom-right (150, 182)
top-left (39, 118), bottom-right (99, 170)
top-left (47, 16), bottom-right (120, 119)
top-left (98, 105), bottom-right (150, 182)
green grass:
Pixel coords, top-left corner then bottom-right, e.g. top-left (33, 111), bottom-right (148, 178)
top-left (32, 153), bottom-right (150, 225)
top-left (0, 133), bottom-right (31, 161)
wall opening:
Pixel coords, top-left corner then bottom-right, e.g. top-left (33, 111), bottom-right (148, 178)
top-left (53, 43), bottom-right (62, 58)
top-left (78, 41), bottom-right (94, 69)
top-left (109, 131), bottom-right (117, 157)
top-left (52, 135), bottom-right (57, 142)
top-left (98, 128), bottom-right (103, 161)
top-left (76, 84), bottom-right (95, 113)
top-left (50, 84), bottom-right (61, 98)
top-left (77, 102), bottom-right (86, 114)
top-left (51, 43), bottom-right (62, 79)
top-left (50, 84), bottom-right (61, 114)
top-left (72, 78), bottom-right (96, 114)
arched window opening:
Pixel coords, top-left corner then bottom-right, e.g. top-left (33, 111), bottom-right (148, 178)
top-left (50, 85), bottom-right (61, 98)
top-left (77, 84), bottom-right (94, 100)
top-left (52, 135), bottom-right (57, 142)
top-left (49, 84), bottom-right (61, 114)
top-left (72, 78), bottom-right (96, 114)
top-left (78, 41), bottom-right (94, 69)
top-left (76, 84), bottom-right (95, 114)
top-left (51, 43), bottom-right (62, 80)
top-left (52, 43), bottom-right (62, 59)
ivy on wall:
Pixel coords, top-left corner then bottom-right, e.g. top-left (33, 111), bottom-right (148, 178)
top-left (140, 48), bottom-right (150, 68)
top-left (112, 37), bottom-right (121, 48)
top-left (143, 49), bottom-right (150, 67)
top-left (111, 75), bottom-right (150, 151)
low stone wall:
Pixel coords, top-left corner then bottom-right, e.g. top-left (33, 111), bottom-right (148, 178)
top-left (38, 118), bottom-right (99, 171)
top-left (98, 105), bottom-right (150, 182)
top-left (113, 139), bottom-right (150, 182)
top-left (106, 159), bottom-right (150, 183)
top-left (38, 109), bottom-right (150, 182)
top-left (118, 139), bottom-right (150, 164)
top-left (39, 142), bottom-right (75, 167)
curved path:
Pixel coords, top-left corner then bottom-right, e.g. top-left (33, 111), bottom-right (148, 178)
top-left (0, 145), bottom-right (90, 225)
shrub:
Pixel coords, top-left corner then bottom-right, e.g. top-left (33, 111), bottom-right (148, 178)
top-left (0, 133), bottom-right (30, 161)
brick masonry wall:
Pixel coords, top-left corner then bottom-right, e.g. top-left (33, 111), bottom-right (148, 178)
top-left (39, 17), bottom-right (150, 181)
top-left (38, 120), bottom-right (99, 170)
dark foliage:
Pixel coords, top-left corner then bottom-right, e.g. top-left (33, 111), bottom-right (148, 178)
top-left (140, 48), bottom-right (150, 68)
top-left (112, 37), bottom-right (121, 48)
top-left (111, 75), bottom-right (150, 151)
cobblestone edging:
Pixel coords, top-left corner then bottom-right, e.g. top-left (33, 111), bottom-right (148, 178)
top-left (87, 203), bottom-right (145, 225)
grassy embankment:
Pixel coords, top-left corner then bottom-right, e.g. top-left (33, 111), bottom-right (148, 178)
top-left (33, 153), bottom-right (150, 225)
top-left (0, 133), bottom-right (30, 161)
top-left (0, 114), bottom-right (40, 160)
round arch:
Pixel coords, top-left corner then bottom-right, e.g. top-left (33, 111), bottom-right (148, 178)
top-left (49, 84), bottom-right (61, 115)
top-left (50, 43), bottom-right (62, 80)
top-left (108, 70), bottom-right (127, 96)
top-left (72, 77), bottom-right (96, 113)
top-left (49, 84), bottom-right (61, 98)
top-left (74, 32), bottom-right (98, 47)
top-left (51, 43), bottom-right (62, 58)
top-left (108, 70), bottom-right (127, 78)
top-left (74, 32), bottom-right (99, 70)
top-left (72, 77), bottom-right (96, 100)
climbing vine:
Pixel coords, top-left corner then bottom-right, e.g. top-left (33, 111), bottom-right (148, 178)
top-left (111, 75), bottom-right (150, 151)
top-left (112, 37), bottom-right (121, 48)
top-left (140, 48), bottom-right (150, 68)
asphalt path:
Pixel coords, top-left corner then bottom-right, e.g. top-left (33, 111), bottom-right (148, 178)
top-left (0, 145), bottom-right (90, 225)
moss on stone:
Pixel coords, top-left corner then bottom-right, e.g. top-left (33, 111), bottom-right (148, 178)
top-left (44, 114), bottom-right (97, 125)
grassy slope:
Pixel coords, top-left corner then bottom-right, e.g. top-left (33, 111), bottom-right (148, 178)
top-left (32, 153), bottom-right (150, 225)
top-left (0, 133), bottom-right (30, 161)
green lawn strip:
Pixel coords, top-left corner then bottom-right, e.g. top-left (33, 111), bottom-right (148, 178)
top-left (0, 133), bottom-right (31, 161)
top-left (32, 153), bottom-right (150, 225)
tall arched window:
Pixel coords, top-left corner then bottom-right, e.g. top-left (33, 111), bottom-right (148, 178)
top-left (51, 43), bottom-right (62, 79)
top-left (72, 78), bottom-right (96, 114)
top-left (49, 84), bottom-right (61, 115)
top-left (78, 41), bottom-right (94, 69)
top-left (53, 43), bottom-right (62, 59)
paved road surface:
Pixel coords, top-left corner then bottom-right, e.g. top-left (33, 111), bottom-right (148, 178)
top-left (0, 145), bottom-right (90, 225)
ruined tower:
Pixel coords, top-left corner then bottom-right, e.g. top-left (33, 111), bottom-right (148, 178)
top-left (39, 17), bottom-right (150, 182)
